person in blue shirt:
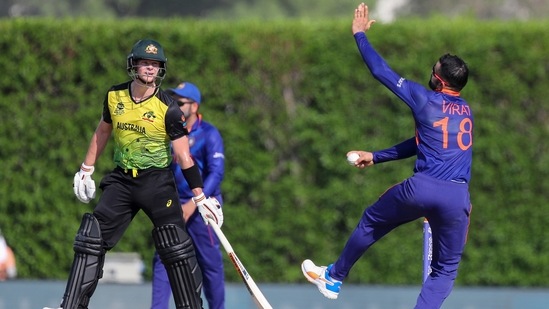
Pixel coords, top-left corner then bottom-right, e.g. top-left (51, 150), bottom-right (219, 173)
top-left (151, 81), bottom-right (226, 309)
top-left (302, 4), bottom-right (472, 309)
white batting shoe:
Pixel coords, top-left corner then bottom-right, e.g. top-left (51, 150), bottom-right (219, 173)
top-left (301, 259), bottom-right (342, 299)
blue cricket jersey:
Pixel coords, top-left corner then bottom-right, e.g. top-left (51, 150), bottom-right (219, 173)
top-left (171, 115), bottom-right (225, 201)
top-left (354, 32), bottom-right (473, 183)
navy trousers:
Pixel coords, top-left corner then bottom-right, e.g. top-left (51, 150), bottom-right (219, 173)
top-left (331, 173), bottom-right (471, 309)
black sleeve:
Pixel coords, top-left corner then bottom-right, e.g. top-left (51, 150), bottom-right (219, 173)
top-left (102, 82), bottom-right (129, 123)
top-left (102, 90), bottom-right (112, 123)
top-left (164, 95), bottom-right (189, 140)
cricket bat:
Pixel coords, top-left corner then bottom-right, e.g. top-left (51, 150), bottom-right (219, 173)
top-left (206, 218), bottom-right (273, 309)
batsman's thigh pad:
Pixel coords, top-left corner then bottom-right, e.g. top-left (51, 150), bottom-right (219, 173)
top-left (153, 224), bottom-right (203, 309)
top-left (61, 213), bottom-right (106, 309)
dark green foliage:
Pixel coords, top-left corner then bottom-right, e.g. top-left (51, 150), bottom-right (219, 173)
top-left (0, 17), bottom-right (548, 286)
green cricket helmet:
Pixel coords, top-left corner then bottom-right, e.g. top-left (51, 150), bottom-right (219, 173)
top-left (126, 39), bottom-right (167, 86)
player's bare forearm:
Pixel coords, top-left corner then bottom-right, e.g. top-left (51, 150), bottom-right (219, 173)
top-left (83, 120), bottom-right (112, 166)
top-left (172, 136), bottom-right (195, 169)
top-left (181, 200), bottom-right (196, 222)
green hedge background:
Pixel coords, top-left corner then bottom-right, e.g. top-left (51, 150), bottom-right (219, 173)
top-left (0, 17), bottom-right (548, 287)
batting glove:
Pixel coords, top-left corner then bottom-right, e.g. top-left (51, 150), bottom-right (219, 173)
top-left (193, 193), bottom-right (224, 228)
top-left (73, 163), bottom-right (96, 203)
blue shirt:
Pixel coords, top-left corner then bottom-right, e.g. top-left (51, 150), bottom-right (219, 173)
top-left (355, 32), bottom-right (473, 183)
top-left (170, 115), bottom-right (225, 202)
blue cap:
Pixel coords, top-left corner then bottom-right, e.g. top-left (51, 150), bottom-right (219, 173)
top-left (168, 82), bottom-right (201, 104)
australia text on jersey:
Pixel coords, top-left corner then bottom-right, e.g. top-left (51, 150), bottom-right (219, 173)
top-left (117, 122), bottom-right (146, 134)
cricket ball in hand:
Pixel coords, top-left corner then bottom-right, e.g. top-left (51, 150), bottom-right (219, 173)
top-left (347, 152), bottom-right (360, 165)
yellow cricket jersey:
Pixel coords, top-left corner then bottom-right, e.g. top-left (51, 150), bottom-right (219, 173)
top-left (102, 81), bottom-right (189, 170)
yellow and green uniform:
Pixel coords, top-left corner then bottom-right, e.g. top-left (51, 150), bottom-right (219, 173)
top-left (54, 38), bottom-right (204, 308)
top-left (92, 80), bottom-right (194, 245)
top-left (102, 81), bottom-right (188, 170)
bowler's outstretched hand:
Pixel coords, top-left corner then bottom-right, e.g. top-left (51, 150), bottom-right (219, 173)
top-left (352, 3), bottom-right (376, 35)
